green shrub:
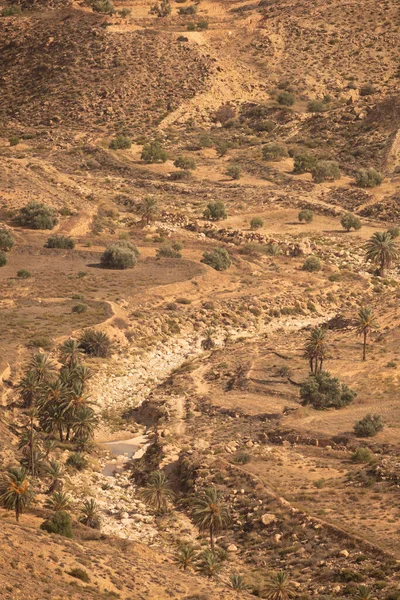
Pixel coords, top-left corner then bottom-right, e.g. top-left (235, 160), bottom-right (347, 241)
top-left (17, 202), bottom-right (58, 230)
top-left (341, 213), bottom-right (362, 231)
top-left (303, 256), bottom-right (321, 272)
top-left (9, 135), bottom-right (20, 146)
top-left (311, 160), bottom-right (340, 183)
top-left (355, 168), bottom-right (383, 188)
top-left (298, 209), bottom-right (313, 223)
top-left (141, 141), bottom-right (168, 163)
top-left (109, 135), bottom-right (132, 150)
top-left (293, 154), bottom-right (318, 174)
top-left (72, 303), bottom-right (88, 314)
top-left (201, 248), bottom-right (231, 271)
top-left (277, 91), bottom-right (295, 106)
top-left (203, 201), bottom-right (227, 221)
top-left (265, 243), bottom-right (281, 256)
top-left (79, 329), bottom-right (112, 358)
top-left (234, 452), bottom-right (251, 464)
top-left (178, 4), bottom-right (197, 14)
top-left (351, 447), bottom-right (373, 463)
top-left (300, 371), bottom-right (356, 410)
top-left (187, 21), bottom-right (196, 31)
top-left (387, 226), bottom-right (399, 238)
top-left (215, 141), bottom-right (231, 157)
top-left (169, 170), bottom-right (191, 180)
top-left (66, 452), bottom-right (88, 471)
top-left (45, 235), bottom-right (75, 249)
top-left (87, 0), bottom-right (115, 13)
top-left (17, 269), bottom-right (31, 279)
top-left (0, 252), bottom-right (7, 267)
top-left (197, 18), bottom-right (208, 29)
top-left (150, 0), bottom-right (171, 16)
top-left (41, 511), bottom-right (73, 538)
top-left (100, 241), bottom-right (138, 269)
top-left (1, 5), bottom-right (22, 15)
top-left (174, 156), bottom-right (196, 170)
top-left (250, 217), bottom-right (264, 230)
top-left (307, 100), bottom-right (328, 113)
top-left (354, 414), bottom-right (384, 437)
top-left (68, 568), bottom-right (90, 583)
top-left (262, 142), bottom-right (288, 161)
top-left (157, 244), bottom-right (182, 259)
top-left (226, 165), bottom-right (241, 180)
top-left (0, 229), bottom-right (14, 251)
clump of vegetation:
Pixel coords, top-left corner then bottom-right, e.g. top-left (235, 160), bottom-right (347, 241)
top-left (277, 91), bottom-right (295, 106)
top-left (66, 452), bottom-right (88, 471)
top-left (0, 229), bottom-right (14, 251)
top-left (1, 5), bottom-right (22, 16)
top-left (17, 269), bottom-right (31, 279)
top-left (387, 226), bottom-right (399, 239)
top-left (150, 0), bottom-right (171, 16)
top-left (201, 248), bottom-right (231, 271)
top-left (215, 104), bottom-right (236, 124)
top-left (307, 99), bottom-right (328, 113)
top-left (178, 3), bottom-right (197, 14)
top-left (17, 202), bottom-right (58, 230)
top-left (87, 0), bottom-right (115, 13)
top-left (226, 165), bottom-right (242, 180)
top-left (250, 216), bottom-right (264, 230)
top-left (100, 241), bottom-right (139, 269)
top-left (41, 511), bottom-right (73, 538)
top-left (311, 160), bottom-right (340, 183)
top-left (72, 303), bottom-right (88, 314)
top-left (79, 498), bottom-right (101, 529)
top-left (302, 256), bottom-right (321, 272)
top-left (355, 168), bottom-right (383, 188)
top-left (68, 568), bottom-right (90, 583)
top-left (298, 209), bottom-right (313, 223)
top-left (300, 371), bottom-right (356, 409)
top-left (0, 252), bottom-right (7, 267)
top-left (78, 329), bottom-right (112, 358)
top-left (351, 447), bottom-right (374, 463)
top-left (354, 414), bottom-right (384, 437)
top-left (262, 143), bottom-right (288, 161)
top-left (157, 242), bottom-right (182, 259)
top-left (169, 170), bottom-right (191, 180)
top-left (45, 235), bottom-right (75, 249)
top-left (293, 154), bottom-right (318, 174)
top-left (141, 141), bottom-right (168, 163)
top-left (203, 201), bottom-right (227, 221)
top-left (109, 135), bottom-right (132, 150)
top-left (341, 213), bottom-right (362, 232)
top-left (215, 140), bottom-right (231, 157)
top-left (174, 156), bottom-right (196, 170)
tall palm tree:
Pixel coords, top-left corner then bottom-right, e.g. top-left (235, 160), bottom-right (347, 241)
top-left (18, 411), bottom-right (41, 476)
top-left (356, 307), bottom-right (377, 361)
top-left (45, 491), bottom-right (71, 512)
top-left (192, 487), bottom-right (230, 550)
top-left (304, 327), bottom-right (327, 375)
top-left (79, 498), bottom-right (101, 529)
top-left (264, 571), bottom-right (296, 600)
top-left (0, 467), bottom-right (34, 522)
top-left (365, 231), bottom-right (399, 277)
top-left (45, 460), bottom-right (64, 494)
top-left (137, 196), bottom-right (158, 226)
top-left (28, 352), bottom-right (56, 384)
top-left (140, 471), bottom-right (175, 514)
top-left (17, 370), bottom-right (41, 408)
top-left (59, 339), bottom-right (83, 369)
top-left (175, 543), bottom-right (197, 571)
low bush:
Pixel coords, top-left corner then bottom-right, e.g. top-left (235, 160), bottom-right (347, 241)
top-left (351, 447), bottom-right (373, 463)
top-left (354, 414), bottom-right (384, 437)
top-left (45, 235), bottom-right (75, 249)
top-left (298, 209), bottom-right (313, 223)
top-left (277, 91), bottom-right (295, 106)
top-left (109, 135), bottom-right (132, 150)
top-left (215, 104), bottom-right (236, 124)
top-left (300, 371), bottom-right (356, 409)
top-left (68, 568), bottom-right (90, 583)
top-left (87, 0), bottom-right (115, 13)
top-left (215, 141), bottom-right (231, 157)
top-left (17, 201), bottom-right (58, 230)
top-left (203, 201), bottom-right (227, 221)
top-left (311, 160), bottom-right (340, 183)
top-left (293, 154), bottom-right (318, 174)
top-left (0, 252), bottom-right (7, 267)
top-left (157, 243), bottom-right (182, 259)
top-left (308, 100), bottom-right (328, 113)
top-left (141, 141), bottom-right (168, 163)
top-left (66, 453), bottom-right (88, 471)
top-left (178, 4), bottom-right (197, 14)
top-left (174, 156), bottom-right (196, 170)
top-left (201, 248), bottom-right (231, 271)
top-left (41, 511), bottom-right (73, 538)
top-left (355, 168), bottom-right (383, 188)
top-left (341, 213), bottom-right (361, 231)
top-left (9, 135), bottom-right (20, 146)
top-left (387, 226), bottom-right (399, 238)
top-left (79, 329), bottom-right (112, 358)
top-left (72, 303), bottom-right (88, 314)
top-left (262, 142), bottom-right (288, 161)
top-left (250, 216), bottom-right (264, 230)
top-left (303, 256), bottom-right (321, 272)
top-left (17, 269), bottom-right (31, 279)
top-left (1, 5), bottom-right (22, 15)
top-left (169, 170), bottom-right (191, 180)
top-left (100, 241), bottom-right (138, 269)
top-left (197, 18), bottom-right (208, 29)
top-left (226, 165), bottom-right (241, 179)
top-left (0, 229), bottom-right (14, 252)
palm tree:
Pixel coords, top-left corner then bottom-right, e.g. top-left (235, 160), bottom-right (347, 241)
top-left (356, 307), bottom-right (377, 361)
top-left (140, 471), bottom-right (175, 514)
top-left (42, 438), bottom-right (57, 459)
top-left (304, 327), bottom-right (327, 375)
top-left (28, 352), bottom-right (56, 384)
top-left (196, 548), bottom-right (222, 578)
top-left (175, 543), bottom-right (197, 571)
top-left (72, 406), bottom-right (98, 446)
top-left (356, 586), bottom-right (372, 600)
top-left (230, 573), bottom-right (248, 591)
top-left (45, 491), bottom-right (71, 512)
top-left (45, 460), bottom-right (64, 494)
top-left (192, 487), bottom-right (230, 550)
top-left (0, 467), bottom-right (34, 522)
top-left (365, 231), bottom-right (399, 277)
top-left (201, 329), bottom-right (215, 351)
top-left (137, 196), bottom-right (158, 226)
top-left (59, 339), bottom-right (83, 369)
top-left (18, 411), bottom-right (41, 476)
top-left (264, 571), bottom-right (296, 600)
top-left (17, 370), bottom-right (41, 408)
top-left (79, 498), bottom-right (101, 529)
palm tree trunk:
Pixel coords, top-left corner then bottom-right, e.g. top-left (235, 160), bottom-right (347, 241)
top-left (319, 357), bottom-right (323, 373)
top-left (380, 259), bottom-right (385, 277)
top-left (209, 523), bottom-right (214, 550)
top-left (362, 331), bottom-right (367, 361)
top-left (16, 504), bottom-right (20, 522)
